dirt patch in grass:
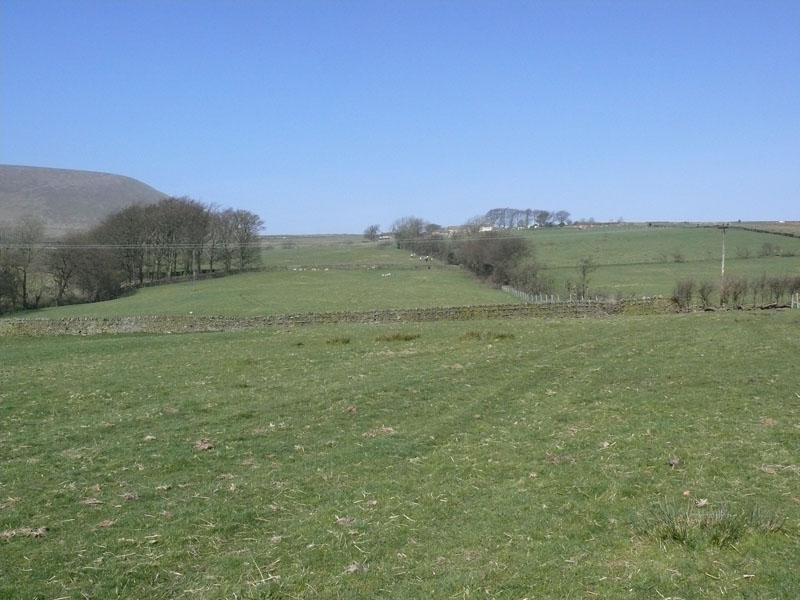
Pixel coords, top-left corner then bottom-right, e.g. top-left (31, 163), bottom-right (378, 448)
top-left (1, 527), bottom-right (47, 541)
top-left (363, 425), bottom-right (397, 438)
top-left (545, 452), bottom-right (575, 464)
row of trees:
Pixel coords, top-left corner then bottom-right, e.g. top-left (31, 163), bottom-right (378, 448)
top-left (0, 198), bottom-right (264, 313)
top-left (389, 215), bottom-right (553, 295)
top-left (482, 207), bottom-right (571, 229)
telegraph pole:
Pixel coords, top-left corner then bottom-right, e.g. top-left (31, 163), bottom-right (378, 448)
top-left (720, 224), bottom-right (727, 279)
top-left (719, 224), bottom-right (728, 300)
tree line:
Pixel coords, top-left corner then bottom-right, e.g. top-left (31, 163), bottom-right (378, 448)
top-left (481, 207), bottom-right (572, 229)
top-left (0, 198), bottom-right (263, 313)
top-left (388, 215), bottom-right (553, 296)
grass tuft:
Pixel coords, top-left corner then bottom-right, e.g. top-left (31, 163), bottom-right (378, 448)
top-left (458, 330), bottom-right (483, 340)
top-left (643, 500), bottom-right (786, 548)
top-left (374, 332), bottom-right (420, 342)
top-left (458, 330), bottom-right (515, 341)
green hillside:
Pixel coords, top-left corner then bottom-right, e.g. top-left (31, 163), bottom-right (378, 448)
top-left (10, 224), bottom-right (798, 320)
top-left (526, 225), bottom-right (800, 298)
top-left (23, 267), bottom-right (516, 318)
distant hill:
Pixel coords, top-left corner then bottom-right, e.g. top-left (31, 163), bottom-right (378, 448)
top-left (0, 165), bottom-right (168, 236)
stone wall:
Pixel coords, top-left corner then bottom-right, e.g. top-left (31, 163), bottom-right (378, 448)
top-left (0, 298), bottom-right (677, 337)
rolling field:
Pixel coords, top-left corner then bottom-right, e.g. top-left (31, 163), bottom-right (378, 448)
top-left (260, 236), bottom-right (408, 268)
top-left (2, 312), bottom-right (799, 598)
top-left (2, 224), bottom-right (799, 598)
top-left (528, 225), bottom-right (800, 298)
top-left (8, 225), bottom-right (799, 320)
top-left (20, 267), bottom-right (517, 319)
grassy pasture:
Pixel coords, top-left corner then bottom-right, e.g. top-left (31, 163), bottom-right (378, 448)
top-left (6, 225), bottom-right (797, 320)
top-left (19, 267), bottom-right (516, 319)
top-left (261, 236), bottom-right (408, 268)
top-left (527, 226), bottom-right (800, 297)
top-left (530, 225), bottom-right (800, 267)
top-left (2, 311), bottom-right (799, 598)
top-left (546, 255), bottom-right (800, 300)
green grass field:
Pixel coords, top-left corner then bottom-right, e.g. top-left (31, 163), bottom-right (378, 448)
top-left (9, 225), bottom-right (798, 320)
top-left (21, 267), bottom-right (517, 319)
top-left (528, 225), bottom-right (800, 297)
top-left (2, 312), bottom-right (798, 598)
top-left (2, 224), bottom-right (799, 598)
top-left (261, 236), bottom-right (409, 268)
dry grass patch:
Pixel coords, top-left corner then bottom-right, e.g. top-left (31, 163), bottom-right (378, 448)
top-left (375, 332), bottom-right (420, 342)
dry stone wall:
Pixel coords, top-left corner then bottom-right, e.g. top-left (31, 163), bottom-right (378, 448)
top-left (0, 298), bottom-right (676, 337)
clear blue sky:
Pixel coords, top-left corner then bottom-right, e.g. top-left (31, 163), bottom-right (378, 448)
top-left (1, 1), bottom-right (798, 234)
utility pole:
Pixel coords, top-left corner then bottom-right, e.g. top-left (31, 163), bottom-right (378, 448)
top-left (719, 224), bottom-right (728, 301)
top-left (192, 246), bottom-right (198, 289)
top-left (720, 224), bottom-right (727, 277)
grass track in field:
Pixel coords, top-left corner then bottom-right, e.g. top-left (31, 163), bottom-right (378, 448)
top-left (2, 311), bottom-right (798, 598)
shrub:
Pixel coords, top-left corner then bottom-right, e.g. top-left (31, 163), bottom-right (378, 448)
top-left (696, 280), bottom-right (715, 308)
top-left (671, 279), bottom-right (694, 310)
top-left (451, 233), bottom-right (531, 286)
top-left (760, 242), bottom-right (780, 257)
top-left (750, 273), bottom-right (768, 305)
top-left (722, 276), bottom-right (748, 306)
top-left (767, 275), bottom-right (790, 303)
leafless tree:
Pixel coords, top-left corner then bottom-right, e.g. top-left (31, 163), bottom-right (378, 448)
top-left (229, 209), bottom-right (264, 269)
top-left (392, 216), bottom-right (426, 250)
top-left (1, 216), bottom-right (45, 309)
top-left (553, 210), bottom-right (571, 226)
top-left (363, 224), bottom-right (380, 241)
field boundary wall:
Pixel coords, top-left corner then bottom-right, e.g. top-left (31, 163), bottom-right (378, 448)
top-left (0, 298), bottom-right (676, 337)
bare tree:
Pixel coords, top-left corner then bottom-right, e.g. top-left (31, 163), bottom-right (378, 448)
top-left (363, 224), bottom-right (380, 241)
top-left (392, 216), bottom-right (426, 250)
top-left (46, 233), bottom-right (85, 305)
top-left (97, 204), bottom-right (150, 284)
top-left (553, 210), bottom-right (571, 226)
top-left (696, 280), bottom-right (715, 308)
top-left (229, 209), bottom-right (264, 269)
top-left (207, 210), bottom-right (234, 272)
top-left (2, 216), bottom-right (45, 309)
top-left (534, 210), bottom-right (552, 228)
top-left (672, 279), bottom-right (695, 310)
top-left (452, 232), bottom-right (530, 286)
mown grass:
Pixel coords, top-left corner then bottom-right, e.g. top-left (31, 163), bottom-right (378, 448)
top-left (2, 310), bottom-right (798, 598)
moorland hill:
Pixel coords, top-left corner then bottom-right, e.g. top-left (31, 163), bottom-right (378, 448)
top-left (0, 164), bottom-right (168, 235)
